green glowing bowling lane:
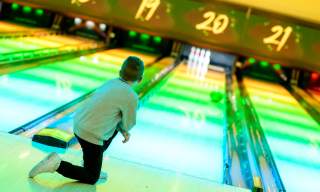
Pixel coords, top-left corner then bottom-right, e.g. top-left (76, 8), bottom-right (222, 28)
top-left (0, 34), bottom-right (95, 54)
top-left (0, 21), bottom-right (35, 33)
top-left (107, 64), bottom-right (226, 182)
top-left (244, 78), bottom-right (320, 192)
top-left (0, 49), bottom-right (157, 132)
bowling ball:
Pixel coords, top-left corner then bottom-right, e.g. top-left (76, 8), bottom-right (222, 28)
top-left (210, 91), bottom-right (223, 103)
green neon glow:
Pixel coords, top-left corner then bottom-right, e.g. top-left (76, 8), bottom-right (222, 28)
top-left (22, 6), bottom-right (32, 14)
top-left (140, 33), bottom-right (150, 42)
top-left (153, 36), bottom-right (162, 44)
top-left (0, 35), bottom-right (93, 56)
top-left (128, 30), bottom-right (137, 38)
top-left (245, 79), bottom-right (320, 192)
top-left (132, 44), bottom-right (155, 52)
top-left (35, 9), bottom-right (44, 16)
top-left (210, 91), bottom-right (223, 102)
top-left (248, 57), bottom-right (256, 64)
top-left (260, 61), bottom-right (269, 67)
top-left (11, 3), bottom-right (20, 11)
top-left (273, 64), bottom-right (281, 70)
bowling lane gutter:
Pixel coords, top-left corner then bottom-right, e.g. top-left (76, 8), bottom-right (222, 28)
top-left (10, 57), bottom-right (178, 135)
top-left (283, 85), bottom-right (320, 126)
top-left (223, 72), bottom-right (265, 191)
top-left (0, 42), bottom-right (105, 75)
top-left (236, 76), bottom-right (286, 192)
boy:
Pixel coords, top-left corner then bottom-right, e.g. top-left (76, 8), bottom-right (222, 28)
top-left (29, 56), bottom-right (144, 184)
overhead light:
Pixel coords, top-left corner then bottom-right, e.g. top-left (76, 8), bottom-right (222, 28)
top-left (110, 32), bottom-right (116, 38)
top-left (128, 30), bottom-right (137, 38)
top-left (140, 33), bottom-right (150, 42)
top-left (86, 20), bottom-right (95, 29)
top-left (11, 3), bottom-right (20, 11)
top-left (74, 17), bottom-right (82, 25)
top-left (153, 36), bottom-right (162, 44)
top-left (22, 6), bottom-right (32, 14)
top-left (248, 57), bottom-right (256, 64)
top-left (273, 64), bottom-right (281, 70)
top-left (35, 9), bottom-right (44, 16)
top-left (99, 23), bottom-right (107, 31)
top-left (260, 61), bottom-right (269, 67)
top-left (311, 72), bottom-right (319, 81)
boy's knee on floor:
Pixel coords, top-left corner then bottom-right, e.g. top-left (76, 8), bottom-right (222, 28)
top-left (83, 173), bottom-right (100, 185)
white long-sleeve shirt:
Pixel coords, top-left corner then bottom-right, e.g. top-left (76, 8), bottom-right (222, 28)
top-left (74, 78), bottom-right (138, 145)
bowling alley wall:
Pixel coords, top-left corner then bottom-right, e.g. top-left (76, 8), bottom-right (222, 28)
top-left (1, 0), bottom-right (320, 73)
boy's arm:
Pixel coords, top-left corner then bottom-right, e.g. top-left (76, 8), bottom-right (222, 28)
top-left (118, 94), bottom-right (138, 143)
top-left (120, 96), bottom-right (138, 133)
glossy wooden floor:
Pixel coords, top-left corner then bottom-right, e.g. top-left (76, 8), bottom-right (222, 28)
top-left (0, 133), bottom-right (249, 192)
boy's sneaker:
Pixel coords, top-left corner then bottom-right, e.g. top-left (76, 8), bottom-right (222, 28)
top-left (99, 171), bottom-right (108, 180)
top-left (29, 152), bottom-right (61, 178)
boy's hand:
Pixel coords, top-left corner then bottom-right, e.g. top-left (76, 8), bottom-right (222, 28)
top-left (117, 123), bottom-right (130, 143)
top-left (122, 131), bottom-right (130, 143)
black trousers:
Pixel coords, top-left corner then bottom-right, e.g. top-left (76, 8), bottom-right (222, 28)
top-left (57, 131), bottom-right (118, 184)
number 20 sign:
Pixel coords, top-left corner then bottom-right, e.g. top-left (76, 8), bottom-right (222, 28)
top-left (195, 11), bottom-right (230, 35)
